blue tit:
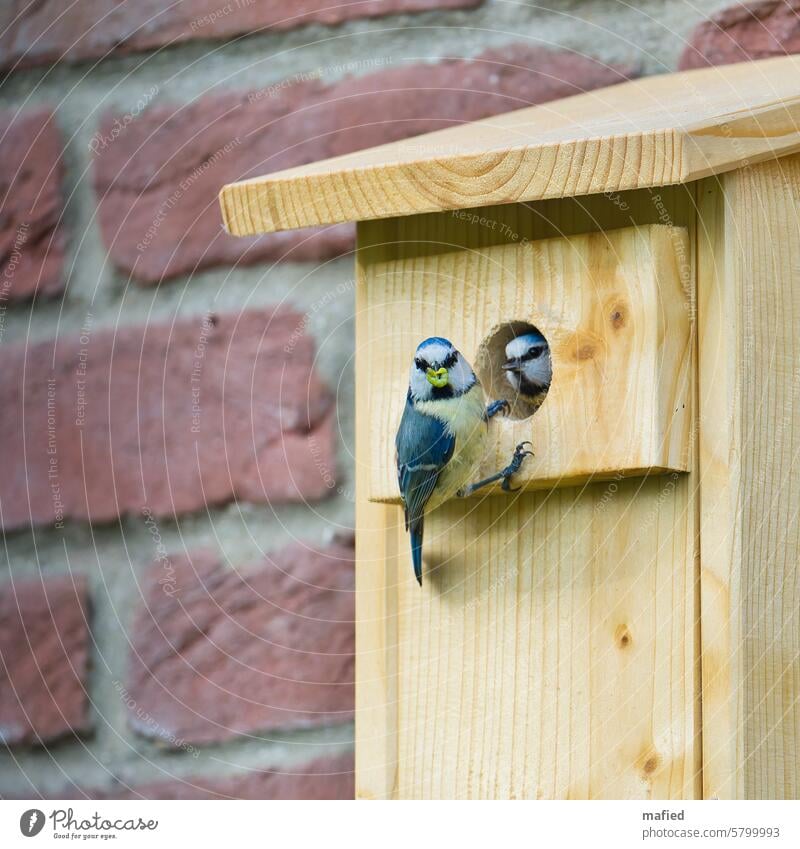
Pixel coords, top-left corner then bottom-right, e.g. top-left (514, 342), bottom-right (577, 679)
top-left (396, 337), bottom-right (533, 585)
top-left (502, 331), bottom-right (552, 409)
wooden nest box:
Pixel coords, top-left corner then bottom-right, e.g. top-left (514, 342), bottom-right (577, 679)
top-left (220, 56), bottom-right (800, 800)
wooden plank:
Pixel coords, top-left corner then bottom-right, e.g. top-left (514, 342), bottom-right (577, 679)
top-left (220, 56), bottom-right (800, 236)
top-left (354, 261), bottom-right (400, 798)
top-left (363, 223), bottom-right (693, 502)
top-left (355, 186), bottom-right (700, 798)
top-left (697, 160), bottom-right (800, 800)
top-left (392, 480), bottom-right (697, 799)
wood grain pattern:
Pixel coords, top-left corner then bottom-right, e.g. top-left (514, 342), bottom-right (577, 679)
top-left (362, 223), bottom-right (693, 503)
top-left (355, 188), bottom-right (700, 799)
top-left (392, 481), bottom-right (696, 799)
top-left (354, 244), bottom-right (400, 797)
top-left (697, 160), bottom-right (800, 800)
top-left (220, 56), bottom-right (800, 236)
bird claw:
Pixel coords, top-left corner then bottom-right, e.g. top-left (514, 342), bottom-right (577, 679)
top-left (500, 441), bottom-right (534, 491)
top-left (486, 399), bottom-right (510, 419)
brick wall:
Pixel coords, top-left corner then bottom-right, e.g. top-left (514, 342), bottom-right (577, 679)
top-left (0, 0), bottom-right (784, 800)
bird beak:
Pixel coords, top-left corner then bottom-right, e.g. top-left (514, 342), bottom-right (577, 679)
top-left (426, 366), bottom-right (449, 387)
top-left (502, 358), bottom-right (522, 373)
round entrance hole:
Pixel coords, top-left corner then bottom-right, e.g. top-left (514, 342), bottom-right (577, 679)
top-left (475, 321), bottom-right (552, 421)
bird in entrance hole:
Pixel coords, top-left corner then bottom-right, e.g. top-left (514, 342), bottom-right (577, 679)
top-left (502, 330), bottom-right (552, 410)
top-left (396, 336), bottom-right (533, 585)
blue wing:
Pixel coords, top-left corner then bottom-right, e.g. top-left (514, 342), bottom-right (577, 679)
top-left (396, 396), bottom-right (455, 584)
top-left (396, 395), bottom-right (455, 523)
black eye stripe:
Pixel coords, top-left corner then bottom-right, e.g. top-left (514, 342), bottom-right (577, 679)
top-left (518, 345), bottom-right (545, 362)
top-left (416, 351), bottom-right (456, 370)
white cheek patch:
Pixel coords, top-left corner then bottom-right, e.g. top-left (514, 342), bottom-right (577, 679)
top-left (505, 336), bottom-right (535, 360)
top-left (409, 365), bottom-right (432, 400)
top-left (523, 352), bottom-right (552, 386)
top-left (447, 355), bottom-right (474, 394)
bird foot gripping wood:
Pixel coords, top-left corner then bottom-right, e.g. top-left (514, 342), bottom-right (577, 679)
top-left (500, 441), bottom-right (534, 491)
top-left (485, 398), bottom-right (510, 419)
top-left (459, 441), bottom-right (534, 497)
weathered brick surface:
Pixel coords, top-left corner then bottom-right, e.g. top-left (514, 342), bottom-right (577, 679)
top-left (0, 308), bottom-right (335, 531)
top-left (0, 108), bottom-right (65, 302)
top-left (55, 753), bottom-right (354, 800)
top-left (126, 541), bottom-right (354, 745)
top-left (0, 576), bottom-right (91, 745)
top-left (0, 1), bottom-right (482, 71)
top-left (93, 44), bottom-right (635, 283)
top-left (679, 1), bottom-right (800, 70)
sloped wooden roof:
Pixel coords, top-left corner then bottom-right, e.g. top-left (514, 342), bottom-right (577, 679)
top-left (220, 55), bottom-right (800, 235)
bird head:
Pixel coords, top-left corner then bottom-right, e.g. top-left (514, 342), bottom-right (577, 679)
top-left (503, 331), bottom-right (552, 396)
top-left (409, 337), bottom-right (476, 401)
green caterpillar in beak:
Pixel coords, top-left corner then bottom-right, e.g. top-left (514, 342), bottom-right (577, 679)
top-left (426, 366), bottom-right (449, 387)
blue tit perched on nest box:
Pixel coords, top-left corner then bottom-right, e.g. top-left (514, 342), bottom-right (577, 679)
top-left (396, 337), bottom-right (532, 584)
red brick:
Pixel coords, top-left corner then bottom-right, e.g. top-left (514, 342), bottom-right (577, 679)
top-left (0, 575), bottom-right (91, 745)
top-left (126, 540), bottom-right (354, 745)
top-left (0, 308), bottom-right (336, 531)
top-left (0, 1), bottom-right (482, 71)
top-left (679, 1), bottom-right (800, 70)
top-left (0, 108), bottom-right (65, 302)
top-left (93, 44), bottom-right (636, 283)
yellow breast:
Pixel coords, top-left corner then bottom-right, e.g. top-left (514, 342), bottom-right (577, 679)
top-left (414, 382), bottom-right (488, 510)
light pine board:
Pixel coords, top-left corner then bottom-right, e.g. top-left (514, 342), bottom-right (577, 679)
top-left (393, 483), bottom-right (696, 799)
top-left (363, 223), bottom-right (693, 502)
top-left (355, 233), bottom-right (400, 798)
top-left (697, 159), bottom-right (800, 800)
top-left (221, 56), bottom-right (800, 236)
top-left (355, 187), bottom-right (700, 799)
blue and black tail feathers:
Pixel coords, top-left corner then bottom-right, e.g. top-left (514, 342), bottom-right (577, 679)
top-left (409, 519), bottom-right (424, 585)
